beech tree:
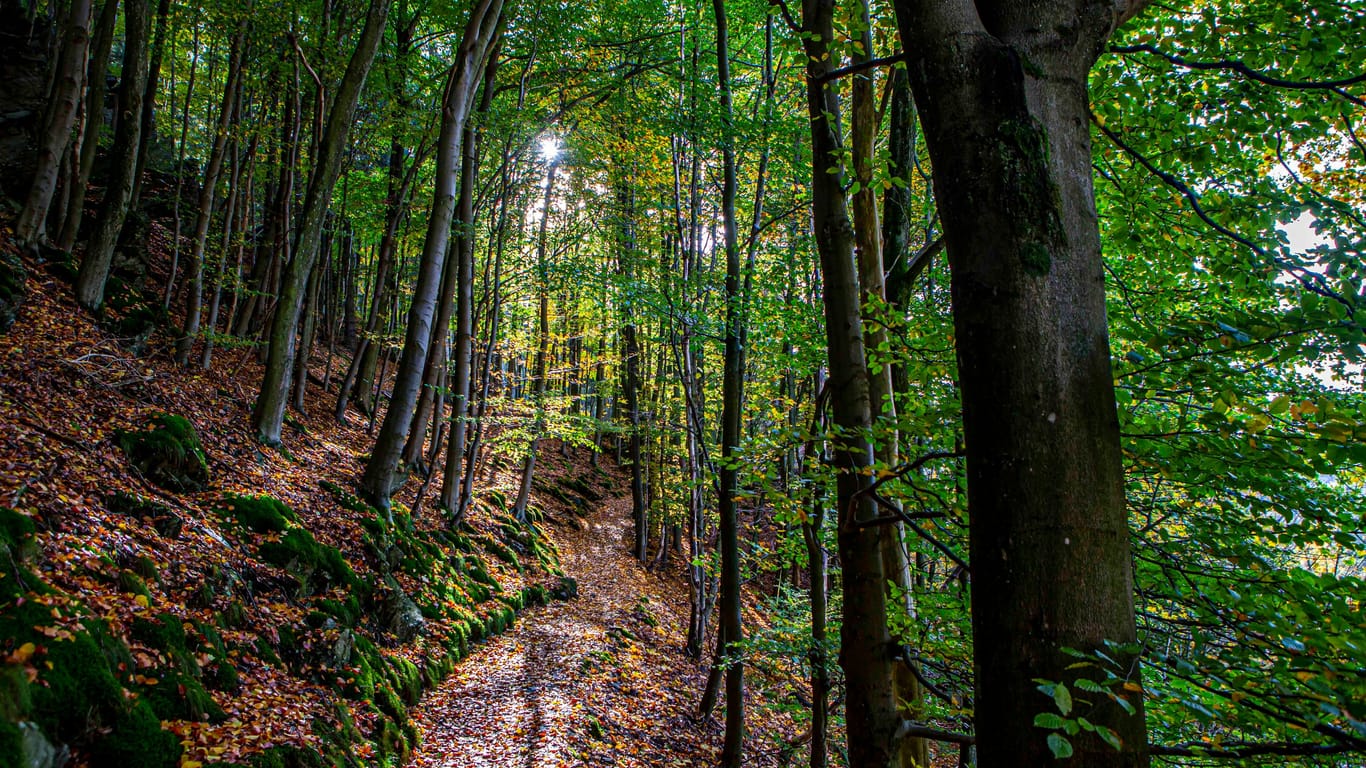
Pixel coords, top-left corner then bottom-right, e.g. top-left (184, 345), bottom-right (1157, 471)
top-left (893, 0), bottom-right (1153, 763)
top-left (360, 0), bottom-right (507, 507)
top-left (253, 0), bottom-right (391, 445)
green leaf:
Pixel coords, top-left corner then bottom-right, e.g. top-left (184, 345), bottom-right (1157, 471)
top-left (1096, 725), bottom-right (1123, 751)
top-left (1034, 713), bottom-right (1066, 729)
top-left (1054, 683), bottom-right (1073, 716)
top-left (1047, 733), bottom-right (1074, 759)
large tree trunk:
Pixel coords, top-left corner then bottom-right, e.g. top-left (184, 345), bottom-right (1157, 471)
top-left (55, 0), bottom-right (117, 254)
top-left (799, 1), bottom-right (901, 765)
top-left (253, 0), bottom-right (391, 445)
top-left (16, 0), bottom-right (91, 248)
top-left (894, 1), bottom-right (1150, 765)
top-left (359, 0), bottom-right (505, 507)
top-left (74, 0), bottom-right (150, 310)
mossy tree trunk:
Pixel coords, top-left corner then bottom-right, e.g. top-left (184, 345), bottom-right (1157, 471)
top-left (894, 0), bottom-right (1151, 764)
top-left (16, 0), bottom-right (91, 248)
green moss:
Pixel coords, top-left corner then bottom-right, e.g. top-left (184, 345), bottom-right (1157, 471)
top-left (0, 507), bottom-right (37, 564)
top-left (130, 613), bottom-right (225, 723)
top-left (1020, 241), bottom-right (1052, 277)
top-left (313, 596), bottom-right (360, 627)
top-left (140, 667), bottom-right (224, 722)
top-left (259, 529), bottom-right (356, 595)
top-left (0, 719), bottom-right (21, 768)
top-left (253, 636), bottom-right (282, 667)
top-left (0, 665), bottom-right (31, 722)
top-left (553, 575), bottom-right (578, 600)
top-left (217, 493), bottom-right (296, 534)
top-left (91, 699), bottom-right (181, 768)
top-left (114, 414), bottom-right (211, 492)
top-left (105, 492), bottom-right (184, 539)
top-left (320, 480), bottom-right (375, 516)
top-left (110, 302), bottom-right (169, 341)
top-left (238, 745), bottom-right (327, 768)
top-left (117, 569), bottom-right (152, 599)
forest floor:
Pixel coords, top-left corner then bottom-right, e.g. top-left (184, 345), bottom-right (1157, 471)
top-left (410, 493), bottom-right (717, 768)
top-left (0, 219), bottom-right (814, 766)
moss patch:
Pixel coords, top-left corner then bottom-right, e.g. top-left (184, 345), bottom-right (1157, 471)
top-left (258, 529), bottom-right (356, 596)
top-left (114, 414), bottom-right (211, 492)
top-left (217, 493), bottom-right (296, 534)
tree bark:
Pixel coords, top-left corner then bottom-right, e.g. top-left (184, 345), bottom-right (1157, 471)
top-left (253, 0), bottom-right (391, 445)
top-left (74, 0), bottom-right (150, 310)
top-left (16, 0), bottom-right (92, 248)
top-left (55, 0), bottom-right (117, 254)
top-left (712, 1), bottom-right (744, 763)
top-left (360, 0), bottom-right (505, 507)
top-left (894, 0), bottom-right (1151, 764)
top-left (799, 1), bottom-right (901, 765)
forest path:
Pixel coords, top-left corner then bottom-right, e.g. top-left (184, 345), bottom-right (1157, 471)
top-left (409, 491), bottom-right (715, 768)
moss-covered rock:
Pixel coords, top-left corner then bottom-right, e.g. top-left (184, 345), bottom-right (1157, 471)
top-left (116, 569), bottom-right (151, 599)
top-left (0, 507), bottom-right (37, 564)
top-left (130, 613), bottom-right (225, 723)
top-left (258, 529), bottom-right (355, 596)
top-left (114, 414), bottom-right (210, 492)
top-left (90, 699), bottom-right (181, 768)
top-left (217, 493), bottom-right (296, 534)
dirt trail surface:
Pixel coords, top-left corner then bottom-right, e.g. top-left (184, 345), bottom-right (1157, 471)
top-left (410, 495), bottom-right (719, 768)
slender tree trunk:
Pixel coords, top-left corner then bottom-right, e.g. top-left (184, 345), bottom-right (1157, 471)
top-left (439, 46), bottom-right (501, 513)
top-left (253, 0), bottom-right (391, 445)
top-left (17, 0), bottom-right (92, 248)
top-left (128, 0), bottom-right (168, 208)
top-left (336, 137), bottom-right (422, 420)
top-left (799, 2), bottom-right (900, 765)
top-left (894, 1), bottom-right (1150, 764)
top-left (512, 158), bottom-right (557, 522)
top-left (165, 21), bottom-right (200, 309)
top-left (176, 15), bottom-right (248, 364)
top-left (616, 182), bottom-right (647, 561)
top-left (360, 0), bottom-right (504, 506)
top-left (801, 376), bottom-right (830, 768)
top-left (201, 132), bottom-right (244, 370)
top-left (712, 1), bottom-right (744, 763)
top-left (293, 256), bottom-right (323, 412)
top-left (74, 0), bottom-right (150, 310)
top-left (844, 8), bottom-right (927, 766)
top-left (455, 158), bottom-right (515, 524)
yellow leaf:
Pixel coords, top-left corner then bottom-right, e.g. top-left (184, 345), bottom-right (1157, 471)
top-left (134, 594), bottom-right (150, 608)
top-left (12, 642), bottom-right (36, 663)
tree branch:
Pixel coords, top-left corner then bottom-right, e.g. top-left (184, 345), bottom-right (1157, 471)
top-left (1091, 113), bottom-right (1359, 322)
top-left (1111, 43), bottom-right (1366, 106)
top-left (1152, 741), bottom-right (1361, 758)
top-left (817, 54), bottom-right (903, 84)
top-left (894, 720), bottom-right (976, 745)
